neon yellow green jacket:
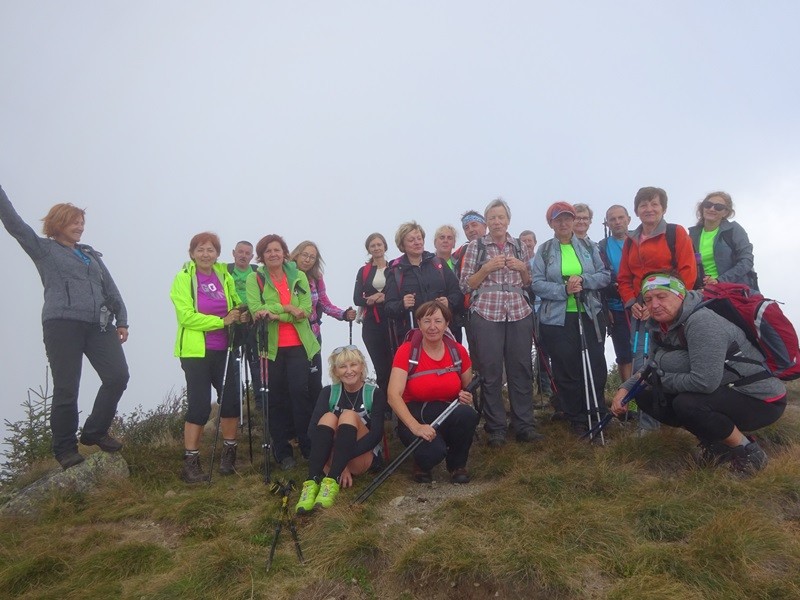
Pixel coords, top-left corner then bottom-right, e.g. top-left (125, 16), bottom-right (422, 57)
top-left (170, 261), bottom-right (239, 358)
top-left (246, 261), bottom-right (320, 361)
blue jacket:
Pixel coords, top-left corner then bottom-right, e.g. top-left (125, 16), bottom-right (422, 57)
top-left (531, 235), bottom-right (610, 327)
top-left (688, 219), bottom-right (758, 290)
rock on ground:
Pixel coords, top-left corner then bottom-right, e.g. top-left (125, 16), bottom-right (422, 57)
top-left (0, 452), bottom-right (130, 518)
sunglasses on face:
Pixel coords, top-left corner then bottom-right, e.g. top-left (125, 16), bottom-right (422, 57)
top-left (702, 201), bottom-right (727, 211)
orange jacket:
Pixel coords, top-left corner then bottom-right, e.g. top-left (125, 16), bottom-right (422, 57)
top-left (617, 220), bottom-right (697, 306)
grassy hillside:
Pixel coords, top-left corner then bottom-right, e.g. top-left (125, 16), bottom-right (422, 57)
top-left (2, 384), bottom-right (799, 599)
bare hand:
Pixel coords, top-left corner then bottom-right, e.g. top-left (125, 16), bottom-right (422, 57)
top-left (505, 256), bottom-right (527, 273)
top-left (344, 308), bottom-right (357, 321)
top-left (631, 303), bottom-right (649, 320)
top-left (117, 327), bottom-right (129, 344)
top-left (239, 310), bottom-right (250, 324)
top-left (566, 275), bottom-right (583, 295)
top-left (222, 308), bottom-right (240, 326)
top-left (611, 388), bottom-right (629, 416)
top-left (483, 255), bottom-right (506, 274)
top-left (457, 389), bottom-right (473, 405)
top-left (402, 293), bottom-right (416, 309)
top-left (339, 468), bottom-right (353, 488)
top-left (412, 423), bottom-right (437, 442)
top-left (703, 276), bottom-right (717, 286)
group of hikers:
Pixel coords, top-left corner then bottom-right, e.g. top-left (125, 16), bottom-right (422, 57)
top-left (1, 182), bottom-right (793, 516)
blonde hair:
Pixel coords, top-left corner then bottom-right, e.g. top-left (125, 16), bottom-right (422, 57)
top-left (41, 203), bottom-right (86, 238)
top-left (394, 221), bottom-right (425, 253)
top-left (696, 191), bottom-right (735, 225)
top-left (434, 224), bottom-right (458, 241)
top-left (328, 346), bottom-right (369, 384)
top-left (289, 240), bottom-right (324, 281)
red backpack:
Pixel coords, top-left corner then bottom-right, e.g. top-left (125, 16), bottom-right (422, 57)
top-left (403, 328), bottom-right (463, 380)
top-left (699, 282), bottom-right (800, 381)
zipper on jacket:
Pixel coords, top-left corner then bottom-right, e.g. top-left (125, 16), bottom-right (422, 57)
top-left (65, 281), bottom-right (71, 306)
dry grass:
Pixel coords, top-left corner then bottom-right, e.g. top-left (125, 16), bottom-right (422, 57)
top-left (1, 392), bottom-right (800, 599)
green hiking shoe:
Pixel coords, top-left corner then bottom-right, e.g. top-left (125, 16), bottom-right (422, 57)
top-left (295, 479), bottom-right (320, 514)
top-left (314, 477), bottom-right (340, 509)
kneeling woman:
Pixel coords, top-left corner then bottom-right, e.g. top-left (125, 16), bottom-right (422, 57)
top-left (170, 232), bottom-right (248, 483)
top-left (387, 300), bottom-right (478, 484)
top-left (611, 273), bottom-right (786, 473)
top-left (296, 346), bottom-right (387, 513)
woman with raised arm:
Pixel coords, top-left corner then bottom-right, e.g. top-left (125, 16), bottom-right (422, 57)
top-left (290, 240), bottom-right (356, 413)
top-left (171, 232), bottom-right (247, 483)
top-left (688, 191), bottom-right (758, 290)
top-left (295, 346), bottom-right (387, 513)
top-left (247, 234), bottom-right (320, 471)
top-left (0, 185), bottom-right (129, 470)
top-left (353, 232), bottom-right (393, 394)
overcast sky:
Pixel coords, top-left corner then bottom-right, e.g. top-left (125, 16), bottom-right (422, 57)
top-left (1, 2), bottom-right (798, 436)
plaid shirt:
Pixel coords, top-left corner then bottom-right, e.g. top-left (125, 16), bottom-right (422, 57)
top-left (459, 233), bottom-right (533, 322)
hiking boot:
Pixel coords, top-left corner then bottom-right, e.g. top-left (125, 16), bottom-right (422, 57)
top-left (219, 443), bottom-right (237, 476)
top-left (569, 422), bottom-right (589, 437)
top-left (412, 462), bottom-right (433, 483)
top-left (696, 439), bottom-right (736, 467)
top-left (314, 477), bottom-right (340, 509)
top-left (516, 429), bottom-right (545, 443)
top-left (56, 450), bottom-right (85, 470)
top-left (487, 434), bottom-right (506, 449)
top-left (79, 433), bottom-right (123, 452)
top-left (279, 456), bottom-right (297, 471)
top-left (295, 479), bottom-right (320, 514)
top-left (730, 441), bottom-right (769, 474)
top-left (450, 467), bottom-right (471, 484)
top-left (181, 453), bottom-right (210, 484)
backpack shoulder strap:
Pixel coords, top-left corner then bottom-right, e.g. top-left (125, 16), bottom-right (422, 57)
top-left (256, 271), bottom-right (266, 304)
top-left (328, 383), bottom-right (342, 411)
top-left (362, 382), bottom-right (376, 413)
top-left (665, 223), bottom-right (678, 271)
top-left (227, 263), bottom-right (235, 274)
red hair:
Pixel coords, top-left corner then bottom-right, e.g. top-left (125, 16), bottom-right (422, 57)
top-left (188, 232), bottom-right (221, 257)
top-left (41, 203), bottom-right (86, 238)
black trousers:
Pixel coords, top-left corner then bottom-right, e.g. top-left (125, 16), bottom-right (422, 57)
top-left (396, 401), bottom-right (479, 472)
top-left (361, 318), bottom-right (393, 395)
top-left (180, 349), bottom-right (241, 426)
top-left (540, 312), bottom-right (608, 427)
top-left (268, 345), bottom-right (312, 461)
top-left (43, 319), bottom-right (129, 456)
top-left (635, 387), bottom-right (786, 442)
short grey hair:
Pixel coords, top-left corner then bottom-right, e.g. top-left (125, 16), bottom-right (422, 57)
top-left (484, 197), bottom-right (511, 220)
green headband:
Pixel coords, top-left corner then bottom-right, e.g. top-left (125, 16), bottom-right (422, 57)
top-left (641, 273), bottom-right (686, 298)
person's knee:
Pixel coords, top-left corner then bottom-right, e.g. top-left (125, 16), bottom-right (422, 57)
top-left (338, 410), bottom-right (361, 427)
top-left (318, 412), bottom-right (339, 428)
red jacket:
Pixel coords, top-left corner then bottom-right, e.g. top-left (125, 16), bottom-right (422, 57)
top-left (617, 220), bottom-right (697, 305)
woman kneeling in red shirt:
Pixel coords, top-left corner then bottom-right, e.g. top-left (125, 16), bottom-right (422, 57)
top-left (387, 300), bottom-right (478, 484)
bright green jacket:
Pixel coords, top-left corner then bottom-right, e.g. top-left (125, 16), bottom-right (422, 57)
top-left (170, 261), bottom-right (239, 358)
top-left (246, 261), bottom-right (320, 361)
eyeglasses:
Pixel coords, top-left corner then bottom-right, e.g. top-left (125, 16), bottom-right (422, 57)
top-left (575, 217), bottom-right (591, 222)
top-left (702, 201), bottom-right (727, 211)
top-left (299, 252), bottom-right (317, 261)
top-left (332, 345), bottom-right (358, 355)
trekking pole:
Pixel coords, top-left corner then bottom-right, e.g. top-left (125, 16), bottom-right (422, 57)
top-left (531, 319), bottom-right (559, 399)
top-left (582, 366), bottom-right (652, 439)
top-left (266, 479), bottom-right (303, 571)
top-left (242, 342), bottom-right (254, 463)
top-left (349, 319), bottom-right (353, 345)
top-left (209, 323), bottom-right (236, 482)
top-left (352, 376), bottom-right (482, 505)
top-left (575, 294), bottom-right (605, 445)
top-left (258, 318), bottom-right (272, 484)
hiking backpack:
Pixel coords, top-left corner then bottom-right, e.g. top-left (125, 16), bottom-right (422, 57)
top-left (402, 328), bottom-right (463, 380)
top-left (698, 282), bottom-right (799, 381)
top-left (328, 382), bottom-right (378, 414)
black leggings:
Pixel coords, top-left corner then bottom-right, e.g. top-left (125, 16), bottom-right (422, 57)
top-left (635, 387), bottom-right (786, 442)
top-left (396, 401), bottom-right (479, 472)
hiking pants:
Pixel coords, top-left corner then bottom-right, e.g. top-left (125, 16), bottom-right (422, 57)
top-left (540, 312), bottom-right (608, 427)
top-left (361, 318), bottom-right (393, 395)
top-left (181, 349), bottom-right (241, 426)
top-left (268, 345), bottom-right (312, 461)
top-left (469, 313), bottom-right (536, 437)
top-left (397, 401), bottom-right (479, 472)
top-left (43, 319), bottom-right (129, 457)
top-left (635, 387), bottom-right (786, 442)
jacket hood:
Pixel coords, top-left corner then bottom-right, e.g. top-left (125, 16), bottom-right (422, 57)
top-left (628, 218), bottom-right (667, 240)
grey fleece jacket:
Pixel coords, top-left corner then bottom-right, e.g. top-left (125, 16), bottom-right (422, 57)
top-left (0, 185), bottom-right (128, 328)
top-left (623, 291), bottom-right (784, 401)
top-left (688, 219), bottom-right (758, 289)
